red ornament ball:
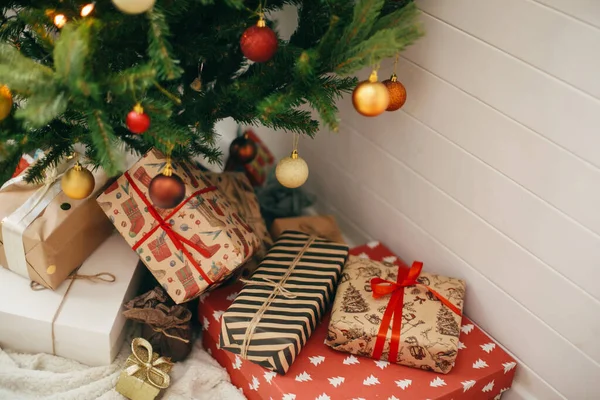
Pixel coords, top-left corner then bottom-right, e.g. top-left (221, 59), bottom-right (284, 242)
top-left (240, 22), bottom-right (278, 63)
top-left (229, 134), bottom-right (258, 164)
top-left (126, 104), bottom-right (151, 134)
top-left (149, 173), bottom-right (186, 209)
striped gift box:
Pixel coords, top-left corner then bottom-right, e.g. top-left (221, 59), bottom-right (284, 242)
top-left (219, 230), bottom-right (349, 374)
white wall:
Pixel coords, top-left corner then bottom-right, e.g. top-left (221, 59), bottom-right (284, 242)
top-left (252, 1), bottom-right (600, 399)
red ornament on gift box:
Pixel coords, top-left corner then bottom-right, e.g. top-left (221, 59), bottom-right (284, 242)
top-left (240, 16), bottom-right (278, 63)
top-left (126, 103), bottom-right (151, 134)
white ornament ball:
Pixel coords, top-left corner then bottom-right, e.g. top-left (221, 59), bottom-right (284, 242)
top-left (276, 152), bottom-right (309, 189)
top-left (112, 0), bottom-right (156, 14)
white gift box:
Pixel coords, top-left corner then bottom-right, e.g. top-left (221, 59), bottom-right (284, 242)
top-left (0, 233), bottom-right (143, 366)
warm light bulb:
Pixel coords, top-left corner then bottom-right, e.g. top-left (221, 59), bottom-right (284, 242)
top-left (54, 14), bottom-right (67, 28)
top-left (81, 3), bottom-right (95, 17)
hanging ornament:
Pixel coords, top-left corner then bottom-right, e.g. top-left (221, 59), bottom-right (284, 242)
top-left (149, 152), bottom-right (186, 209)
top-left (0, 85), bottom-right (13, 121)
top-left (229, 131), bottom-right (258, 164)
top-left (126, 103), bottom-right (150, 134)
top-left (240, 14), bottom-right (278, 63)
top-left (383, 54), bottom-right (407, 111)
top-left (352, 69), bottom-right (389, 117)
top-left (112, 0), bottom-right (156, 14)
top-left (190, 60), bottom-right (204, 92)
top-left (276, 134), bottom-right (308, 189)
top-left (61, 161), bottom-right (96, 200)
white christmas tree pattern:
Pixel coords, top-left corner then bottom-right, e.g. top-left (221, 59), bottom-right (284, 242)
top-left (199, 292), bottom-right (210, 303)
top-left (226, 291), bottom-right (239, 301)
top-left (430, 377), bottom-right (447, 387)
top-left (295, 372), bottom-right (312, 382)
top-left (363, 375), bottom-right (380, 386)
top-left (503, 361), bottom-right (517, 373)
top-left (461, 324), bottom-right (474, 334)
top-left (352, 398), bottom-right (366, 400)
top-left (249, 376), bottom-right (260, 391)
top-left (328, 377), bottom-right (345, 387)
top-left (212, 309), bottom-right (224, 321)
top-left (481, 343), bottom-right (496, 353)
top-left (374, 360), bottom-right (390, 369)
top-left (382, 255), bottom-right (397, 263)
top-left (461, 380), bottom-right (476, 392)
top-left (473, 358), bottom-right (489, 369)
top-left (358, 252), bottom-right (369, 259)
top-left (482, 380), bottom-right (495, 393)
top-left (264, 371), bottom-right (277, 384)
top-left (367, 241), bottom-right (380, 248)
top-left (315, 394), bottom-right (331, 400)
top-left (396, 379), bottom-right (412, 390)
top-left (202, 316), bottom-right (209, 330)
top-left (309, 355), bottom-right (325, 366)
top-left (343, 355), bottom-right (360, 365)
top-left (282, 394), bottom-right (297, 400)
top-left (457, 341), bottom-right (466, 350)
top-left (232, 355), bottom-right (242, 370)
top-left (388, 396), bottom-right (400, 400)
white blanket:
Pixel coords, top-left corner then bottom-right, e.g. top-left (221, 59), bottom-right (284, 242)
top-left (0, 336), bottom-right (246, 400)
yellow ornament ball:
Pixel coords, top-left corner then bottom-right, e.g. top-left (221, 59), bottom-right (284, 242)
top-left (352, 71), bottom-right (389, 117)
top-left (276, 151), bottom-right (309, 189)
top-left (0, 85), bottom-right (13, 121)
top-left (111, 0), bottom-right (156, 14)
top-left (61, 163), bottom-right (96, 200)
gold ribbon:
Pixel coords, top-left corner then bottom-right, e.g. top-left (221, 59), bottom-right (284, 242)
top-left (125, 338), bottom-right (173, 389)
top-left (239, 235), bottom-right (316, 359)
top-left (151, 327), bottom-right (190, 344)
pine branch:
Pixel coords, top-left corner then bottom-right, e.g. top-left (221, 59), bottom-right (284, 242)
top-left (147, 7), bottom-right (183, 81)
top-left (87, 108), bottom-right (122, 176)
top-left (15, 91), bottom-right (68, 128)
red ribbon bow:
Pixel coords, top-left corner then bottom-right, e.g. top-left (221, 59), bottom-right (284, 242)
top-left (370, 261), bottom-right (461, 363)
top-left (125, 171), bottom-right (218, 284)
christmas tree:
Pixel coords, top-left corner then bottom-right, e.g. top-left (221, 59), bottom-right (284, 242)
top-left (435, 305), bottom-right (459, 337)
top-left (0, 0), bottom-right (422, 184)
top-left (341, 283), bottom-right (369, 313)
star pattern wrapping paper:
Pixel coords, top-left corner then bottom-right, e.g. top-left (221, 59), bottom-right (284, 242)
top-left (200, 241), bottom-right (517, 399)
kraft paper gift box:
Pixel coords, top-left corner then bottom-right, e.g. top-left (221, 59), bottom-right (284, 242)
top-left (0, 158), bottom-right (113, 290)
top-left (199, 241), bottom-right (517, 400)
top-left (97, 148), bottom-right (260, 304)
top-left (0, 233), bottom-right (143, 366)
top-left (219, 230), bottom-right (349, 374)
top-left (270, 215), bottom-right (346, 244)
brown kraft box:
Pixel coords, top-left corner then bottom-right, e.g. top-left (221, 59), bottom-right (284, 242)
top-left (270, 215), bottom-right (345, 244)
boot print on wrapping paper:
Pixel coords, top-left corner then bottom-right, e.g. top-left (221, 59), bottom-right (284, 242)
top-left (176, 263), bottom-right (200, 300)
top-left (121, 197), bottom-right (145, 237)
top-left (189, 234), bottom-right (221, 258)
top-left (133, 167), bottom-right (153, 188)
top-left (148, 232), bottom-right (172, 262)
top-left (188, 197), bottom-right (225, 228)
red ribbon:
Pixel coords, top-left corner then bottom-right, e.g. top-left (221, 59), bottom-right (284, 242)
top-left (370, 261), bottom-right (462, 363)
top-left (125, 171), bottom-right (218, 285)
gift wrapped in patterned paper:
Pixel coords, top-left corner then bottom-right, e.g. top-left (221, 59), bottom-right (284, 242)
top-left (205, 172), bottom-right (272, 277)
top-left (97, 148), bottom-right (260, 304)
top-left (220, 230), bottom-right (349, 374)
top-left (242, 129), bottom-right (275, 186)
top-left (326, 255), bottom-right (466, 374)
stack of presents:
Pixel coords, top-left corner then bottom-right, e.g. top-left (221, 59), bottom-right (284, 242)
top-left (0, 133), bottom-right (517, 400)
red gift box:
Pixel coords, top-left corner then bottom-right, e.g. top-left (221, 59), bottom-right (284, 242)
top-left (200, 241), bottom-right (517, 399)
top-left (243, 129), bottom-right (275, 186)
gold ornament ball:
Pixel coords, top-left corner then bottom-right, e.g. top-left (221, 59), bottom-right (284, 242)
top-left (352, 73), bottom-right (390, 117)
top-left (61, 163), bottom-right (96, 200)
top-left (0, 85), bottom-right (13, 121)
top-left (383, 75), bottom-right (407, 111)
top-left (111, 0), bottom-right (156, 14)
top-left (275, 151), bottom-right (309, 189)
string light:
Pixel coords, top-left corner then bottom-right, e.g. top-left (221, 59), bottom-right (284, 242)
top-left (53, 14), bottom-right (67, 28)
top-left (81, 3), bottom-right (96, 17)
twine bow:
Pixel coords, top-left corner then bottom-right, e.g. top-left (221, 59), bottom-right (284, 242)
top-left (125, 338), bottom-right (173, 389)
top-left (370, 261), bottom-right (461, 363)
top-left (240, 277), bottom-right (297, 299)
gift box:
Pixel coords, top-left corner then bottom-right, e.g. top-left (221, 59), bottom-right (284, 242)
top-left (0, 158), bottom-right (113, 289)
top-left (270, 215), bottom-right (345, 244)
top-left (326, 255), bottom-right (465, 373)
top-left (206, 172), bottom-right (273, 276)
top-left (97, 148), bottom-right (260, 304)
top-left (243, 129), bottom-right (275, 186)
top-left (116, 337), bottom-right (173, 400)
top-left (0, 233), bottom-right (143, 366)
top-left (123, 287), bottom-right (193, 362)
top-left (200, 241), bottom-right (517, 399)
top-left (219, 230), bottom-right (349, 374)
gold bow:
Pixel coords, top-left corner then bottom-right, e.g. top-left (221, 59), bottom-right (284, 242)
top-left (125, 338), bottom-right (173, 389)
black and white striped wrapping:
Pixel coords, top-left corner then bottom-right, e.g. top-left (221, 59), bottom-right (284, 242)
top-left (219, 230), bottom-right (349, 374)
